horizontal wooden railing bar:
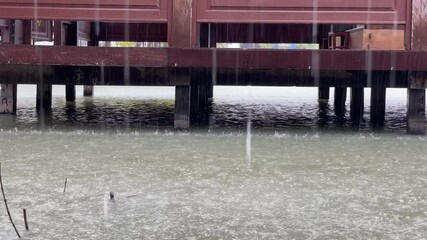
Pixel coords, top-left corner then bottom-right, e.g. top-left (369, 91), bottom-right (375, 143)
top-left (1, 45), bottom-right (427, 71)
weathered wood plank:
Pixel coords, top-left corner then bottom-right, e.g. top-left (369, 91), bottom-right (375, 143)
top-left (197, 0), bottom-right (407, 24)
top-left (0, 45), bottom-right (168, 67)
top-left (412, 0), bottom-right (427, 50)
top-left (0, 46), bottom-right (427, 71)
top-left (0, 0), bottom-right (168, 22)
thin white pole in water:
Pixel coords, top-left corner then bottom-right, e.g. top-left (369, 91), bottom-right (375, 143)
top-left (246, 86), bottom-right (252, 165)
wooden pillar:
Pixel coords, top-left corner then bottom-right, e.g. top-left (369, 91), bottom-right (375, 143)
top-left (0, 84), bottom-right (17, 114)
top-left (334, 87), bottom-right (347, 116)
top-left (175, 85), bottom-right (191, 129)
top-left (407, 1), bottom-right (427, 134)
top-left (190, 74), bottom-right (211, 126)
top-left (65, 85), bottom-right (76, 102)
top-left (36, 83), bottom-right (52, 111)
top-left (407, 74), bottom-right (426, 135)
top-left (318, 87), bottom-right (330, 102)
top-left (83, 22), bottom-right (99, 97)
top-left (350, 87), bottom-right (364, 126)
top-left (58, 21), bottom-right (78, 102)
top-left (83, 86), bottom-right (94, 97)
top-left (170, 0), bottom-right (195, 129)
top-left (370, 75), bottom-right (386, 130)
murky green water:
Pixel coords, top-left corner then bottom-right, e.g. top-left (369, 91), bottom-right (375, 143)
top-left (0, 85), bottom-right (426, 239)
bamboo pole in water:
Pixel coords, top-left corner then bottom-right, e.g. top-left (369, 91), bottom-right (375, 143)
top-left (0, 162), bottom-right (21, 238)
top-left (63, 178), bottom-right (67, 193)
top-left (23, 208), bottom-right (29, 231)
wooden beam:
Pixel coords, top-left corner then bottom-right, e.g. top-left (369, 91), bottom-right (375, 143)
top-left (1, 46), bottom-right (427, 71)
top-left (169, 0), bottom-right (196, 48)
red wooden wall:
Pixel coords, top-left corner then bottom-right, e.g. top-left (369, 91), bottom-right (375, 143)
top-left (0, 0), bottom-right (409, 25)
top-left (196, 0), bottom-right (408, 24)
top-left (0, 0), bottom-right (168, 22)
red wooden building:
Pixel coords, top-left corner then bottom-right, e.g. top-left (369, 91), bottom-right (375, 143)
top-left (0, 0), bottom-right (426, 133)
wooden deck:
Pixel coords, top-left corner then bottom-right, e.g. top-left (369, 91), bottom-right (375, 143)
top-left (0, 0), bottom-right (426, 133)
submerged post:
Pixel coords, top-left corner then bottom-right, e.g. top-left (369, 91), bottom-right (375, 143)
top-left (23, 208), bottom-right (29, 231)
top-left (370, 73), bottom-right (387, 130)
top-left (318, 87), bottom-right (330, 102)
top-left (190, 71), bottom-right (211, 126)
top-left (36, 82), bottom-right (52, 111)
top-left (83, 85), bottom-right (94, 97)
top-left (407, 74), bottom-right (426, 135)
top-left (174, 84), bottom-right (191, 129)
top-left (350, 87), bottom-right (364, 126)
top-left (334, 87), bottom-right (347, 117)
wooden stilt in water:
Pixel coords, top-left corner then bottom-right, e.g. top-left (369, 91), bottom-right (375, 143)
top-left (370, 75), bottom-right (386, 130)
top-left (407, 74), bottom-right (426, 135)
top-left (23, 208), bottom-right (29, 231)
top-left (83, 85), bottom-right (94, 97)
top-left (350, 87), bottom-right (364, 127)
top-left (190, 72), bottom-right (211, 126)
top-left (318, 87), bottom-right (330, 102)
top-left (63, 178), bottom-right (68, 193)
top-left (174, 85), bottom-right (191, 129)
top-left (65, 85), bottom-right (76, 103)
top-left (334, 87), bottom-right (347, 117)
top-left (36, 82), bottom-right (52, 111)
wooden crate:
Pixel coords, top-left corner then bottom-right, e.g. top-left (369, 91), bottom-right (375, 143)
top-left (348, 28), bottom-right (405, 50)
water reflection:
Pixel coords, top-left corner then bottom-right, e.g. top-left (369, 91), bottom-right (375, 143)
top-left (1, 85), bottom-right (410, 133)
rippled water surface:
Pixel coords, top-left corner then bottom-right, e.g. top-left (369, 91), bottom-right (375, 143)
top-left (1, 85), bottom-right (410, 132)
top-left (0, 85), bottom-right (426, 239)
